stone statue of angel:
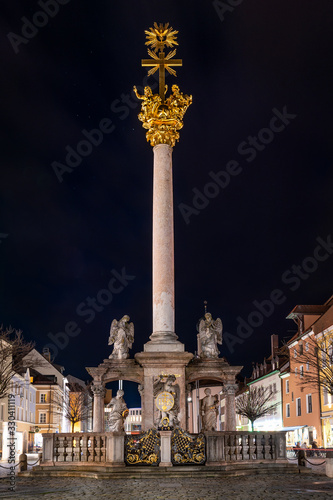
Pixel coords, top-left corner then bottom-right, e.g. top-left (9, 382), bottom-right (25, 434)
top-left (198, 312), bottom-right (223, 358)
top-left (108, 315), bottom-right (134, 359)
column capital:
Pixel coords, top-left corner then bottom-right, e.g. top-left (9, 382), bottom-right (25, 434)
top-left (223, 384), bottom-right (238, 395)
top-left (91, 382), bottom-right (105, 397)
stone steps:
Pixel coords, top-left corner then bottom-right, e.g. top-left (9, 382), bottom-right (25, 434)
top-left (19, 462), bottom-right (305, 479)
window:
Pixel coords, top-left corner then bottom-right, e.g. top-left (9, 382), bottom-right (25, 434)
top-left (296, 398), bottom-right (301, 416)
top-left (273, 383), bottom-right (277, 393)
top-left (39, 413), bottom-right (46, 424)
top-left (286, 380), bottom-right (289, 394)
top-left (295, 367), bottom-right (297, 376)
top-left (299, 344), bottom-right (303, 355)
top-left (286, 404), bottom-right (290, 418)
top-left (294, 348), bottom-right (297, 358)
top-left (306, 362), bottom-right (309, 371)
top-left (300, 366), bottom-right (304, 378)
top-left (306, 394), bottom-right (312, 413)
top-left (40, 394), bottom-right (46, 403)
top-left (305, 342), bottom-right (309, 352)
top-left (0, 404), bottom-right (3, 421)
top-left (292, 392), bottom-right (294, 402)
top-left (329, 344), bottom-right (333, 366)
top-left (324, 388), bottom-right (329, 405)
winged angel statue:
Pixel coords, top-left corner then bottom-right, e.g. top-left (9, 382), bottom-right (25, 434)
top-left (198, 313), bottom-right (223, 359)
top-left (108, 315), bottom-right (134, 359)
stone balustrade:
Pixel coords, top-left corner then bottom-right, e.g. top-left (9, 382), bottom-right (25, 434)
top-left (42, 430), bottom-right (286, 467)
top-left (205, 431), bottom-right (287, 465)
top-left (42, 432), bottom-right (125, 466)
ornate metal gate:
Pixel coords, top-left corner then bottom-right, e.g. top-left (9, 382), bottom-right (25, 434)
top-left (125, 429), bottom-right (160, 466)
top-left (171, 428), bottom-right (206, 465)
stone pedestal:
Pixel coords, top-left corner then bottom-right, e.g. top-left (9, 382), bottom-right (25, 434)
top-left (135, 351), bottom-right (193, 430)
top-left (159, 430), bottom-right (172, 467)
top-left (326, 451), bottom-right (333, 477)
top-left (145, 144), bottom-right (184, 353)
top-left (106, 432), bottom-right (125, 466)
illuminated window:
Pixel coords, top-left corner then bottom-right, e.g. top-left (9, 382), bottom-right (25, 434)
top-left (39, 413), bottom-right (46, 424)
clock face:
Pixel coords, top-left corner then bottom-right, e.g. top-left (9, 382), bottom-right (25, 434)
top-left (155, 391), bottom-right (174, 412)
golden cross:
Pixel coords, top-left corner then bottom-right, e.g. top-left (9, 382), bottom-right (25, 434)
top-left (142, 50), bottom-right (182, 102)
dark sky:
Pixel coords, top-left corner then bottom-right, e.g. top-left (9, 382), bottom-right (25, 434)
top-left (1, 1), bottom-right (332, 407)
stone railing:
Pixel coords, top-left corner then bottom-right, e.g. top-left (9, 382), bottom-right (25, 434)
top-left (42, 430), bottom-right (286, 467)
top-left (42, 432), bottom-right (125, 466)
top-left (205, 431), bottom-right (287, 465)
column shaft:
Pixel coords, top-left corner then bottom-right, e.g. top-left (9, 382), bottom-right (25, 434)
top-left (152, 144), bottom-right (175, 335)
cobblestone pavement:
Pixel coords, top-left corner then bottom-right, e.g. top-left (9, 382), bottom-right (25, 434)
top-left (0, 458), bottom-right (331, 499)
top-left (0, 470), bottom-right (332, 500)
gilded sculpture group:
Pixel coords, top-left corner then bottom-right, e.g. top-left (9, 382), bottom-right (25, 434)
top-left (133, 84), bottom-right (192, 147)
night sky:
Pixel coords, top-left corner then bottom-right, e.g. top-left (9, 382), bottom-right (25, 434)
top-left (1, 1), bottom-right (332, 407)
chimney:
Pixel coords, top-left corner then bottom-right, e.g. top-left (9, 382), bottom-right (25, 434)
top-left (271, 334), bottom-right (279, 358)
top-left (42, 347), bottom-right (51, 362)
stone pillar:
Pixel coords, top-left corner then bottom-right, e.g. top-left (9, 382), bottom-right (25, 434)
top-left (160, 430), bottom-right (172, 467)
top-left (92, 382), bottom-right (105, 432)
top-left (145, 144), bottom-right (183, 352)
top-left (224, 384), bottom-right (238, 431)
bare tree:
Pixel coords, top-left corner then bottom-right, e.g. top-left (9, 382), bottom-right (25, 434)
top-left (236, 386), bottom-right (279, 431)
top-left (296, 333), bottom-right (333, 396)
top-left (53, 382), bottom-right (92, 432)
top-left (0, 325), bottom-right (35, 400)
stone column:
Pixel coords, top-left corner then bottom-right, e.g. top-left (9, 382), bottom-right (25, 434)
top-left (224, 384), bottom-right (238, 431)
top-left (92, 382), bottom-right (105, 432)
top-left (145, 143), bottom-right (183, 352)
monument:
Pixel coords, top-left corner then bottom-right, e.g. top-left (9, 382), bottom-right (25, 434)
top-left (86, 23), bottom-right (242, 436)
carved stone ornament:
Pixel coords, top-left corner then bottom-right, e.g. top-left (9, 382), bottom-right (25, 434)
top-left (223, 384), bottom-right (238, 395)
top-left (153, 374), bottom-right (180, 429)
top-left (198, 312), bottom-right (223, 358)
top-left (108, 315), bottom-right (134, 359)
top-left (91, 383), bottom-right (105, 397)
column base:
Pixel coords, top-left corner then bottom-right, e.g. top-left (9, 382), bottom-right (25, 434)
top-left (144, 332), bottom-right (184, 352)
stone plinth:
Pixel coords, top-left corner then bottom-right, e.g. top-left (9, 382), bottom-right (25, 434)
top-left (106, 433), bottom-right (125, 466)
top-left (159, 430), bottom-right (172, 467)
top-left (135, 351), bottom-right (193, 430)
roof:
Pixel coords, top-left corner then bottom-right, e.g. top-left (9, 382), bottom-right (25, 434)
top-left (286, 304), bottom-right (329, 320)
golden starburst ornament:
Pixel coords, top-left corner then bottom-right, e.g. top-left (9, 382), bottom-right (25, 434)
top-left (145, 22), bottom-right (179, 52)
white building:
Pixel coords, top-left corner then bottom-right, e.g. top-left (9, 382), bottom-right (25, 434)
top-left (0, 368), bottom-right (37, 460)
top-left (124, 408), bottom-right (142, 434)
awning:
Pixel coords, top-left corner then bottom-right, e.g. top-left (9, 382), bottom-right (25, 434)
top-left (280, 426), bottom-right (307, 431)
